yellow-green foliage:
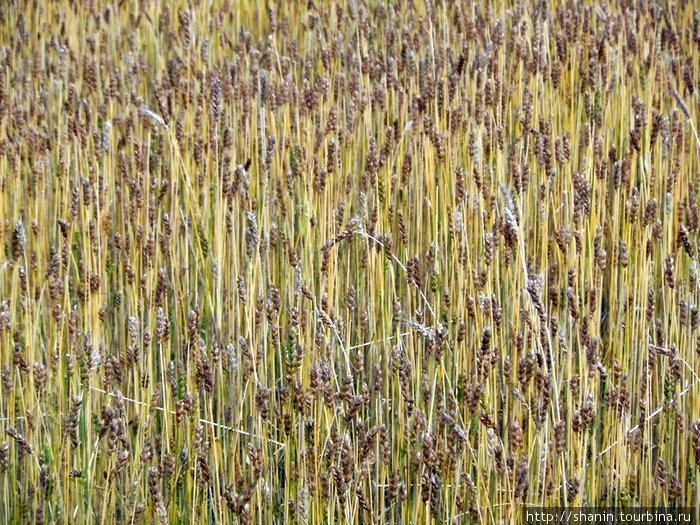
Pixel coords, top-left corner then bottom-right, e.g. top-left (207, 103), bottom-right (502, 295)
top-left (0, 0), bottom-right (698, 523)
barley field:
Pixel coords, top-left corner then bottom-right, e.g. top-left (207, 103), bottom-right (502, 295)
top-left (0, 0), bottom-right (698, 523)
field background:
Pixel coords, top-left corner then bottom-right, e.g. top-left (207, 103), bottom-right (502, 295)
top-left (0, 0), bottom-right (698, 523)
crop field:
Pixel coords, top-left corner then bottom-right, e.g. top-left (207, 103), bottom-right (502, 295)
top-left (0, 0), bottom-right (698, 523)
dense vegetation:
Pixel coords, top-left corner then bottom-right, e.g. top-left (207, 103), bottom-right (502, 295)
top-left (0, 0), bottom-right (698, 523)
